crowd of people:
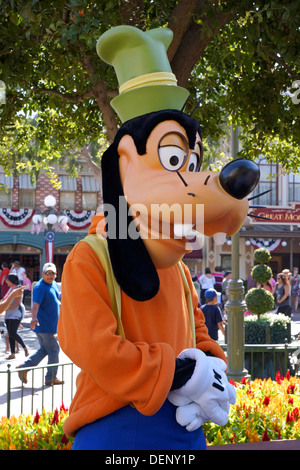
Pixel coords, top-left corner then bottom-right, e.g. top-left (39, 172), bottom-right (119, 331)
top-left (0, 260), bottom-right (63, 386)
top-left (191, 265), bottom-right (300, 342)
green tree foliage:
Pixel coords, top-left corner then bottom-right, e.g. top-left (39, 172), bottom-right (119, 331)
top-left (0, 0), bottom-right (299, 177)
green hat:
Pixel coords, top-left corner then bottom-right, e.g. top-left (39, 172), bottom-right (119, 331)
top-left (96, 25), bottom-right (189, 123)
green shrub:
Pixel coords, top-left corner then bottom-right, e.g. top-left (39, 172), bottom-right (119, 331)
top-left (251, 264), bottom-right (273, 284)
top-left (253, 248), bottom-right (272, 264)
top-left (245, 287), bottom-right (274, 316)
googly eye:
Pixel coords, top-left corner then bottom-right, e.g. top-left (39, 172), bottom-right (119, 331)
top-left (158, 132), bottom-right (189, 172)
top-left (186, 153), bottom-right (200, 172)
top-left (186, 142), bottom-right (203, 172)
top-left (158, 145), bottom-right (187, 171)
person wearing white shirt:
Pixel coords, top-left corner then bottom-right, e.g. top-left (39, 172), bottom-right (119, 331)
top-left (199, 267), bottom-right (216, 304)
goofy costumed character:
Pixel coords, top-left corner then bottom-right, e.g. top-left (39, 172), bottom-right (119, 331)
top-left (58, 26), bottom-right (260, 450)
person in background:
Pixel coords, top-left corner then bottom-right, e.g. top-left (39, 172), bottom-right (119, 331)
top-left (198, 267), bottom-right (216, 305)
top-left (247, 267), bottom-right (256, 291)
top-left (191, 273), bottom-right (200, 306)
top-left (212, 266), bottom-right (224, 293)
top-left (221, 271), bottom-right (232, 308)
top-left (201, 288), bottom-right (225, 341)
top-left (10, 261), bottom-right (25, 284)
top-left (290, 267), bottom-right (300, 313)
top-left (275, 273), bottom-right (291, 317)
top-left (2, 274), bottom-right (28, 360)
top-left (0, 283), bottom-right (25, 313)
top-left (22, 271), bottom-right (32, 302)
top-left (0, 262), bottom-right (10, 299)
top-left (17, 262), bottom-right (63, 386)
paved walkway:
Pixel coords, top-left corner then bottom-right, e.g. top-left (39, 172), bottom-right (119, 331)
top-left (1, 309), bottom-right (300, 418)
top-left (0, 309), bottom-right (80, 417)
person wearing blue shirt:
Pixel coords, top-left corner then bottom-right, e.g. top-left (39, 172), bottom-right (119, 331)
top-left (17, 262), bottom-right (63, 386)
top-left (201, 288), bottom-right (225, 341)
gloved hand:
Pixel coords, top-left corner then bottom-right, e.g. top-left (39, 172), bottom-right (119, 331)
top-left (168, 349), bottom-right (211, 406)
top-left (168, 348), bottom-right (236, 427)
top-left (175, 402), bottom-right (207, 432)
top-left (194, 356), bottom-right (236, 426)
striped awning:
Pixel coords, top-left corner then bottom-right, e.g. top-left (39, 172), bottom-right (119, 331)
top-left (59, 175), bottom-right (77, 191)
top-left (81, 176), bottom-right (100, 192)
top-left (0, 173), bottom-right (14, 189)
top-left (19, 174), bottom-right (36, 189)
top-left (183, 249), bottom-right (203, 260)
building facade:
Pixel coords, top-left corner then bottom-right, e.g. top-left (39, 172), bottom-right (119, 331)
top-left (0, 163), bottom-right (102, 283)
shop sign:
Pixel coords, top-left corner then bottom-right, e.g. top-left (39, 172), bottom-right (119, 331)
top-left (249, 204), bottom-right (300, 224)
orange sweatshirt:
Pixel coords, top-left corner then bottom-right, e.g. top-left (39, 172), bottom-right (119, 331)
top-left (58, 215), bottom-right (226, 437)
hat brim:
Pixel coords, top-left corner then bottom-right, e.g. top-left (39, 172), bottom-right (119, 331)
top-left (111, 85), bottom-right (189, 123)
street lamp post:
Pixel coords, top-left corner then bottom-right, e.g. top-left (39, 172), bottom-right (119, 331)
top-left (31, 195), bottom-right (69, 263)
top-left (225, 126), bottom-right (249, 381)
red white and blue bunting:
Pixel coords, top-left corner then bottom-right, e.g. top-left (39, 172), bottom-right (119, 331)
top-left (65, 210), bottom-right (95, 230)
top-left (249, 238), bottom-right (282, 253)
top-left (0, 208), bottom-right (35, 228)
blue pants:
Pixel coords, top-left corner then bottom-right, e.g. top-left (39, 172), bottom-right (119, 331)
top-left (73, 400), bottom-right (206, 450)
top-left (21, 332), bottom-right (60, 381)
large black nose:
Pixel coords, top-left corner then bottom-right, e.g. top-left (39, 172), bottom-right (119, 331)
top-left (219, 159), bottom-right (260, 200)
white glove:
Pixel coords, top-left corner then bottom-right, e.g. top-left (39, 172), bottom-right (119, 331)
top-left (168, 349), bottom-right (236, 427)
top-left (168, 349), bottom-right (211, 406)
top-left (175, 402), bottom-right (208, 432)
top-left (194, 356), bottom-right (236, 426)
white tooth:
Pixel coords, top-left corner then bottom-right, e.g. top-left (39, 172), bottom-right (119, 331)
top-left (213, 232), bottom-right (227, 245)
top-left (174, 224), bottom-right (194, 238)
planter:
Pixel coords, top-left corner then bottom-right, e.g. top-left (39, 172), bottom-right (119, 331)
top-left (224, 313), bottom-right (293, 379)
top-left (245, 317), bottom-right (291, 344)
top-left (244, 313), bottom-right (292, 379)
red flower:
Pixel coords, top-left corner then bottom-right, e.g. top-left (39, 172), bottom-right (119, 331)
top-left (287, 384), bottom-right (296, 394)
top-left (262, 396), bottom-right (270, 406)
top-left (61, 434), bottom-right (69, 445)
top-left (286, 370), bottom-right (291, 380)
top-left (262, 429), bottom-right (270, 441)
top-left (274, 427), bottom-right (281, 440)
top-left (288, 397), bottom-right (294, 405)
top-left (286, 411), bottom-right (294, 423)
top-left (275, 371), bottom-right (283, 384)
top-left (51, 408), bottom-right (59, 425)
top-left (34, 410), bottom-right (40, 424)
top-left (60, 402), bottom-right (68, 413)
top-left (292, 407), bottom-right (299, 419)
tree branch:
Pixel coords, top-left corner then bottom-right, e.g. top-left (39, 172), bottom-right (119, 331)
top-left (167, 0), bottom-right (198, 61)
top-left (80, 52), bottom-right (118, 143)
top-left (270, 53), bottom-right (299, 81)
top-left (36, 87), bottom-right (94, 103)
top-left (171, 8), bottom-right (238, 87)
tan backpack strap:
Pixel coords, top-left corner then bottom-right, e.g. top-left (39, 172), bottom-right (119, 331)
top-left (82, 234), bottom-right (125, 340)
top-left (177, 262), bottom-right (196, 347)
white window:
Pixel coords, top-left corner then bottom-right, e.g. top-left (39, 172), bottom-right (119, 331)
top-left (19, 189), bottom-right (35, 208)
top-left (251, 158), bottom-right (278, 205)
top-left (288, 173), bottom-right (300, 202)
top-left (82, 192), bottom-right (97, 210)
top-left (60, 191), bottom-right (75, 210)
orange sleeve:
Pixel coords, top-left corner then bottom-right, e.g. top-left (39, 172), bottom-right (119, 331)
top-left (181, 262), bottom-right (227, 364)
top-left (57, 241), bottom-right (175, 416)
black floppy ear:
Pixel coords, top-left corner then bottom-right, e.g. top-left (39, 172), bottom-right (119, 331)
top-left (101, 142), bottom-right (160, 301)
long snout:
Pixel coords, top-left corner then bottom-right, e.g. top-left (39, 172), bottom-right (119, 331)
top-left (219, 159), bottom-right (260, 200)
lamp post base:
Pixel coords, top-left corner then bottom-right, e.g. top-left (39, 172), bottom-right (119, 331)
top-left (226, 278), bottom-right (250, 382)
